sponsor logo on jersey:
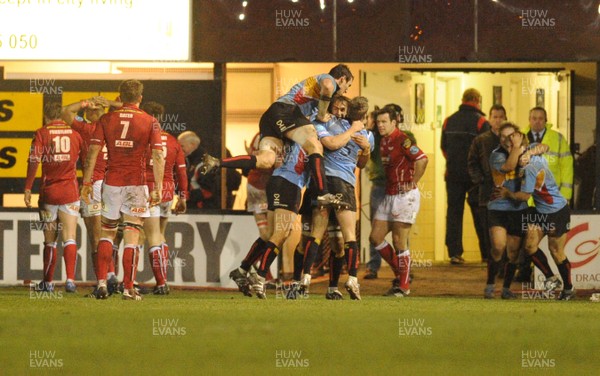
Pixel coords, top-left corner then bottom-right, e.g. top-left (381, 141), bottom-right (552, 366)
top-left (52, 154), bottom-right (71, 162)
top-left (409, 146), bottom-right (419, 155)
top-left (119, 113), bottom-right (134, 118)
top-left (131, 206), bottom-right (147, 214)
top-left (403, 138), bottom-right (412, 148)
top-left (115, 140), bottom-right (133, 148)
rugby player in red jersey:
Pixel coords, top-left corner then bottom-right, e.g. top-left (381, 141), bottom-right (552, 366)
top-left (25, 102), bottom-right (86, 293)
top-left (369, 106), bottom-right (428, 297)
top-left (62, 97), bottom-right (123, 296)
top-left (81, 80), bottom-right (164, 301)
top-left (141, 102), bottom-right (188, 295)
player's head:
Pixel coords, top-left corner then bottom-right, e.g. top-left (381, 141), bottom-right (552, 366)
top-left (347, 96), bottom-right (369, 122)
top-left (366, 105), bottom-right (380, 131)
top-left (528, 106), bottom-right (547, 133)
top-left (329, 64), bottom-right (354, 95)
top-left (142, 101), bottom-right (165, 120)
top-left (177, 130), bottom-right (201, 157)
top-left (330, 95), bottom-right (349, 119)
top-left (488, 104), bottom-right (507, 133)
top-left (376, 106), bottom-right (397, 137)
top-left (118, 79), bottom-right (144, 104)
top-left (462, 88), bottom-right (482, 108)
top-left (43, 102), bottom-right (62, 123)
top-left (499, 121), bottom-right (521, 152)
top-left (84, 105), bottom-right (105, 122)
top-left (384, 103), bottom-right (404, 124)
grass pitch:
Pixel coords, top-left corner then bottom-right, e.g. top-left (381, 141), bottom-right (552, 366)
top-left (1, 287), bottom-right (599, 375)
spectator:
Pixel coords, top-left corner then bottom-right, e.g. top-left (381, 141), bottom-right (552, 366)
top-left (574, 133), bottom-right (596, 210)
top-left (468, 104), bottom-right (507, 262)
top-left (441, 88), bottom-right (490, 264)
top-left (177, 131), bottom-right (218, 209)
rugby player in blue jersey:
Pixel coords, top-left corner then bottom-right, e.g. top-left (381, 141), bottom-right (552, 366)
top-left (291, 96), bottom-right (373, 300)
top-left (496, 131), bottom-right (574, 300)
top-left (229, 142), bottom-right (310, 299)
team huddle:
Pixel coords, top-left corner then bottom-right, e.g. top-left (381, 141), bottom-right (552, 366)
top-left (24, 67), bottom-right (572, 302)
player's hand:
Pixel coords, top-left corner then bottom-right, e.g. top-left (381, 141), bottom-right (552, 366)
top-left (80, 184), bottom-right (92, 205)
top-left (149, 189), bottom-right (162, 206)
top-left (317, 112), bottom-right (332, 123)
top-left (492, 186), bottom-right (510, 200)
top-left (174, 197), bottom-right (187, 215)
top-left (244, 140), bottom-right (252, 154)
top-left (90, 96), bottom-right (109, 108)
top-left (352, 134), bottom-right (369, 151)
top-left (510, 132), bottom-right (523, 149)
top-left (24, 190), bottom-right (32, 208)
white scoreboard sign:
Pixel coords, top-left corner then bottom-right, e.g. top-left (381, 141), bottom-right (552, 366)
top-left (0, 0), bottom-right (190, 61)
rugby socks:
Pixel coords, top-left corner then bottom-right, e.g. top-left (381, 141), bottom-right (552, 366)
top-left (329, 251), bottom-right (345, 288)
top-left (375, 241), bottom-right (399, 275)
top-left (486, 259), bottom-right (500, 285)
top-left (62, 240), bottom-right (77, 281)
top-left (241, 237), bottom-right (267, 272)
top-left (42, 242), bottom-right (58, 282)
top-left (308, 153), bottom-right (328, 195)
top-left (502, 262), bottom-right (517, 289)
top-left (293, 247), bottom-right (304, 281)
top-left (122, 245), bottom-right (138, 290)
top-left (161, 243), bottom-right (170, 280)
top-left (397, 250), bottom-right (411, 290)
top-left (96, 239), bottom-right (114, 281)
top-left (344, 241), bottom-right (359, 277)
top-left (302, 237), bottom-right (320, 275)
top-left (221, 155), bottom-right (256, 170)
top-left (109, 242), bottom-right (119, 275)
top-left (257, 241), bottom-right (279, 278)
top-left (149, 245), bottom-right (166, 287)
top-left (557, 259), bottom-right (573, 290)
top-left (530, 249), bottom-right (553, 279)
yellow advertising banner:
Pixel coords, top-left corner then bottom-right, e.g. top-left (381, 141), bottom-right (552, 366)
top-left (0, 92), bottom-right (44, 132)
top-left (0, 137), bottom-right (39, 178)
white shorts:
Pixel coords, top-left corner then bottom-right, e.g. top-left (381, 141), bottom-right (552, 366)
top-left (374, 189), bottom-right (420, 224)
top-left (148, 200), bottom-right (173, 218)
top-left (81, 180), bottom-right (103, 217)
top-left (39, 201), bottom-right (80, 223)
top-left (102, 184), bottom-right (150, 220)
top-left (247, 184), bottom-right (268, 214)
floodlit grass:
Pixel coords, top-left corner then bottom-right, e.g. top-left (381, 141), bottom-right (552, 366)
top-left (1, 287), bottom-right (599, 375)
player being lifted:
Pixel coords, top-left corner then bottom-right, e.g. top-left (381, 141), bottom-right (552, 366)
top-left (200, 64), bottom-right (354, 208)
top-left (25, 102), bottom-right (85, 293)
top-left (141, 101), bottom-right (188, 295)
top-left (81, 80), bottom-right (164, 301)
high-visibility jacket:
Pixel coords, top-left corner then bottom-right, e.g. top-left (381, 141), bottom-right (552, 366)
top-left (525, 124), bottom-right (573, 200)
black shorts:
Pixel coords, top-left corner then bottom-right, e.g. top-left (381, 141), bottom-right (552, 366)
top-left (526, 205), bottom-right (571, 237)
top-left (259, 102), bottom-right (312, 139)
top-left (326, 176), bottom-right (357, 212)
top-left (488, 209), bottom-right (527, 237)
top-left (267, 176), bottom-right (302, 213)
